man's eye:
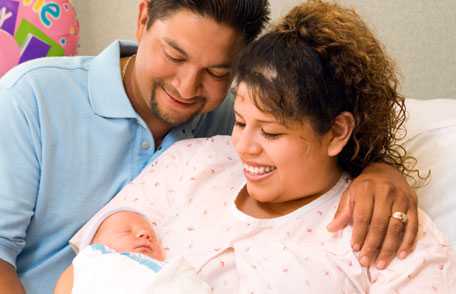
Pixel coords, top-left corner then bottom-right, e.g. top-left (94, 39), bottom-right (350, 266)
top-left (207, 69), bottom-right (230, 80)
top-left (164, 52), bottom-right (185, 63)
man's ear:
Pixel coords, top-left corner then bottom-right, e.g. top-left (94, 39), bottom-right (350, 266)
top-left (136, 0), bottom-right (150, 43)
top-left (327, 112), bottom-right (355, 157)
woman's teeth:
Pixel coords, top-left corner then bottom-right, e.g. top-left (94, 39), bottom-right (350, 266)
top-left (244, 164), bottom-right (276, 175)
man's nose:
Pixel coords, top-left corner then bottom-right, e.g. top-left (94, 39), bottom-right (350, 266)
top-left (175, 66), bottom-right (201, 99)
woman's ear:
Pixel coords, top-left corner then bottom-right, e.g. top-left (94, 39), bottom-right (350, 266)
top-left (136, 0), bottom-right (150, 43)
top-left (327, 112), bottom-right (355, 157)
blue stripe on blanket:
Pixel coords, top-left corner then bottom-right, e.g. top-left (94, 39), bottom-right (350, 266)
top-left (90, 244), bottom-right (163, 272)
top-left (91, 243), bottom-right (110, 254)
top-left (120, 252), bottom-right (162, 272)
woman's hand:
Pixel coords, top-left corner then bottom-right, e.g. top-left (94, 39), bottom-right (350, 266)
top-left (327, 163), bottom-right (418, 269)
top-left (54, 265), bottom-right (74, 294)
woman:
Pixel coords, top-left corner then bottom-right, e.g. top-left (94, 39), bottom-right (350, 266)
top-left (67, 1), bottom-right (455, 293)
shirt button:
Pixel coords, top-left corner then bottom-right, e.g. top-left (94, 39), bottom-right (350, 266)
top-left (141, 141), bottom-right (150, 150)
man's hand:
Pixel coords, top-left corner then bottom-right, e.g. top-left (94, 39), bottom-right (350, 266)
top-left (327, 163), bottom-right (418, 269)
top-left (0, 259), bottom-right (25, 294)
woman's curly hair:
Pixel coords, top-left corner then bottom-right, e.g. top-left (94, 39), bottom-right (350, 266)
top-left (233, 0), bottom-right (419, 179)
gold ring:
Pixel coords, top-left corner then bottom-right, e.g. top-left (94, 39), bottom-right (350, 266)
top-left (391, 211), bottom-right (408, 223)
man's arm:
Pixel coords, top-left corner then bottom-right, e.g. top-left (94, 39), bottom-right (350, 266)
top-left (0, 87), bottom-right (40, 291)
top-left (0, 260), bottom-right (25, 294)
top-left (328, 163), bottom-right (418, 269)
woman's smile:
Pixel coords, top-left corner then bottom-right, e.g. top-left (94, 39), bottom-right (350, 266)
top-left (243, 162), bottom-right (277, 182)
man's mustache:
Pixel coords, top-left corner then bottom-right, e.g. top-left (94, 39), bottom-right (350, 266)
top-left (154, 80), bottom-right (205, 102)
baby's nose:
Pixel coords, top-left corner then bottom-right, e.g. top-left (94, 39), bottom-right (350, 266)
top-left (136, 231), bottom-right (151, 239)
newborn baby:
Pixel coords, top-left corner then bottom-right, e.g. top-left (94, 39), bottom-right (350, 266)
top-left (90, 210), bottom-right (165, 260)
top-left (55, 210), bottom-right (211, 294)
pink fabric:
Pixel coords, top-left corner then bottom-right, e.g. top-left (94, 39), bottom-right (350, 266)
top-left (71, 135), bottom-right (456, 293)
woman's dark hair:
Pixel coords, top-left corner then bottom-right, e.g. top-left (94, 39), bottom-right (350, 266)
top-left (146, 0), bottom-right (270, 44)
top-left (233, 0), bottom-right (418, 179)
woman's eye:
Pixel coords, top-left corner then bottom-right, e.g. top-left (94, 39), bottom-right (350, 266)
top-left (234, 120), bottom-right (246, 128)
top-left (261, 129), bottom-right (282, 140)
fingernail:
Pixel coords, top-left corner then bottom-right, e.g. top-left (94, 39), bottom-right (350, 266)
top-left (399, 251), bottom-right (408, 259)
top-left (360, 256), bottom-right (369, 266)
top-left (352, 243), bottom-right (360, 251)
top-left (376, 260), bottom-right (386, 269)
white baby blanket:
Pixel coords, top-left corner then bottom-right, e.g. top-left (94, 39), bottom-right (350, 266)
top-left (72, 244), bottom-right (211, 294)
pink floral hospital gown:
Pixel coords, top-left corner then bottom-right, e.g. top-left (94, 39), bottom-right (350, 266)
top-left (72, 135), bottom-right (456, 293)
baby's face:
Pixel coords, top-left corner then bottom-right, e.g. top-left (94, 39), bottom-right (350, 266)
top-left (91, 211), bottom-right (164, 261)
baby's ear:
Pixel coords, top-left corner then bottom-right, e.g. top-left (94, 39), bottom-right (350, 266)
top-left (327, 112), bottom-right (355, 157)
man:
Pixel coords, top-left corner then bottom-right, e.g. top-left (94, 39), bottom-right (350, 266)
top-left (0, 1), bottom-right (417, 293)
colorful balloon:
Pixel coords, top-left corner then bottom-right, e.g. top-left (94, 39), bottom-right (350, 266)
top-left (0, 0), bottom-right (80, 77)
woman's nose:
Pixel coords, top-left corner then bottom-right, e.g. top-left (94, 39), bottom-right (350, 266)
top-left (233, 129), bottom-right (262, 156)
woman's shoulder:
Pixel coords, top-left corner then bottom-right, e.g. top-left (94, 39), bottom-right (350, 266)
top-left (168, 135), bottom-right (234, 154)
top-left (152, 136), bottom-right (237, 168)
top-left (142, 135), bottom-right (240, 182)
top-left (414, 209), bottom-right (454, 253)
top-left (365, 210), bottom-right (456, 291)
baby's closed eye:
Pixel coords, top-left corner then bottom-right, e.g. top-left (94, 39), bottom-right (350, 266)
top-left (114, 229), bottom-right (132, 236)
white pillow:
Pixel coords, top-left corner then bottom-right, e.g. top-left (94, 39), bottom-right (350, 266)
top-left (403, 98), bottom-right (456, 248)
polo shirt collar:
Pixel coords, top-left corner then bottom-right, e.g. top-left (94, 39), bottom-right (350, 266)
top-left (88, 40), bottom-right (137, 118)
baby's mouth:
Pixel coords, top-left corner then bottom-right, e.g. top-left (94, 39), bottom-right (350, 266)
top-left (136, 248), bottom-right (156, 259)
top-left (134, 241), bottom-right (154, 253)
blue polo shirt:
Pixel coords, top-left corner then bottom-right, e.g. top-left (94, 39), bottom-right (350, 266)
top-left (0, 40), bottom-right (234, 294)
